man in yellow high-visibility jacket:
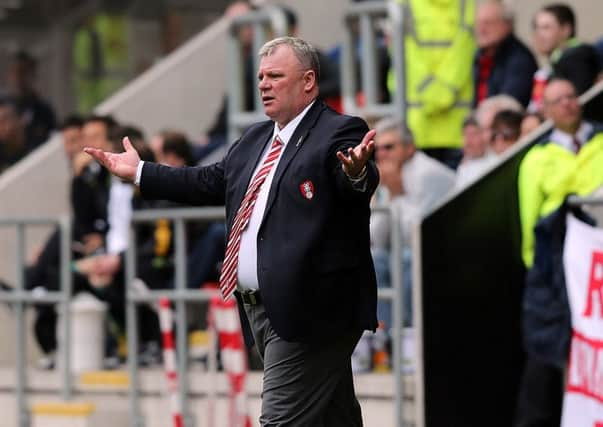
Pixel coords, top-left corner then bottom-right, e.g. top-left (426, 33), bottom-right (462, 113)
top-left (519, 79), bottom-right (603, 268)
top-left (388, 0), bottom-right (476, 169)
top-left (516, 78), bottom-right (603, 427)
top-left (73, 13), bottom-right (129, 113)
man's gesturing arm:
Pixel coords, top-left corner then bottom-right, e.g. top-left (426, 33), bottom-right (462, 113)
top-left (84, 137), bottom-right (140, 182)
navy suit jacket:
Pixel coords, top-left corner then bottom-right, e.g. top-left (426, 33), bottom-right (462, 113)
top-left (140, 101), bottom-right (379, 344)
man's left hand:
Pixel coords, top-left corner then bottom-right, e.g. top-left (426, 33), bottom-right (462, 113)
top-left (336, 129), bottom-right (376, 178)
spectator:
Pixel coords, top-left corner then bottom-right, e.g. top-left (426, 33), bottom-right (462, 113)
top-left (59, 115), bottom-right (84, 166)
top-left (520, 111), bottom-right (546, 138)
top-left (161, 132), bottom-right (194, 167)
top-left (455, 115), bottom-right (497, 188)
top-left (5, 50), bottom-right (56, 149)
top-left (531, 4), bottom-right (600, 99)
top-left (490, 109), bottom-right (524, 155)
top-left (71, 115), bottom-right (118, 254)
top-left (475, 94), bottom-right (524, 144)
top-left (473, 0), bottom-right (538, 107)
top-left (149, 129), bottom-right (185, 165)
top-left (516, 77), bottom-right (603, 427)
top-left (0, 97), bottom-right (29, 173)
top-left (388, 0), bottom-right (475, 170)
top-left (370, 117), bottom-right (455, 328)
top-left (519, 78), bottom-right (603, 268)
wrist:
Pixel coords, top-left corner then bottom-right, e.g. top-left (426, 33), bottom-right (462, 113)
top-left (345, 165), bottom-right (367, 181)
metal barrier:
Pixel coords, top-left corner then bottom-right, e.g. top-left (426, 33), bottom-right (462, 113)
top-left (125, 207), bottom-right (225, 427)
top-left (342, 0), bottom-right (406, 121)
top-left (377, 205), bottom-right (406, 427)
top-left (125, 205), bottom-right (405, 427)
top-left (226, 6), bottom-right (288, 142)
top-left (0, 217), bottom-right (73, 427)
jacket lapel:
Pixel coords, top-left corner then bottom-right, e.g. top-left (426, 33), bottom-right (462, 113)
top-left (261, 100), bottom-right (325, 223)
top-left (231, 125), bottom-right (274, 221)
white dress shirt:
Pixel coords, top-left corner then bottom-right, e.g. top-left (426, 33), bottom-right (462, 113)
top-left (106, 177), bottom-right (134, 254)
top-left (237, 101), bottom-right (315, 290)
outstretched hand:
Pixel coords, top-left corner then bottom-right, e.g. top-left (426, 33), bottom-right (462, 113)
top-left (336, 129), bottom-right (376, 178)
top-left (83, 137), bottom-right (140, 182)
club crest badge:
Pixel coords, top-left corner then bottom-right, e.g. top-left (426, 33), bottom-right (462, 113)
top-left (299, 180), bottom-right (314, 200)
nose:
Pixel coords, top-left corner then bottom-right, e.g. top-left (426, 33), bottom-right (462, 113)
top-left (258, 77), bottom-right (270, 91)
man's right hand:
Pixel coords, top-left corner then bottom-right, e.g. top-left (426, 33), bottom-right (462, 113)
top-left (84, 137), bottom-right (140, 182)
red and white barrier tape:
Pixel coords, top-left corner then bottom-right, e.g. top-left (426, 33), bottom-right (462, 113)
top-left (210, 295), bottom-right (252, 427)
top-left (159, 298), bottom-right (183, 427)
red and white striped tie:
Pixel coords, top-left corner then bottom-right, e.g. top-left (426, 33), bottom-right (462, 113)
top-left (219, 135), bottom-right (284, 300)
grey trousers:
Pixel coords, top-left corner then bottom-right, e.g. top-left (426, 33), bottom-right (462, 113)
top-left (242, 301), bottom-right (363, 427)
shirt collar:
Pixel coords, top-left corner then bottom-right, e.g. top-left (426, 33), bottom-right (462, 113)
top-left (272, 100), bottom-right (315, 145)
top-left (550, 121), bottom-right (593, 152)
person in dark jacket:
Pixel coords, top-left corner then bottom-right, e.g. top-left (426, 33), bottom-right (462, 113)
top-left (473, 0), bottom-right (538, 107)
top-left (515, 202), bottom-right (595, 427)
top-left (529, 4), bottom-right (601, 113)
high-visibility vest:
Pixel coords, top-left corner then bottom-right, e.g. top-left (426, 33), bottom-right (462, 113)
top-left (388, 0), bottom-right (476, 149)
top-left (73, 14), bottom-right (129, 113)
top-left (518, 131), bottom-right (603, 267)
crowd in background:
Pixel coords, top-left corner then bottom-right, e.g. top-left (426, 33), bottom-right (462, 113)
top-left (1, 0), bottom-right (603, 425)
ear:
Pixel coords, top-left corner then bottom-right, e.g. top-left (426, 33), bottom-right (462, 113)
top-left (560, 23), bottom-right (572, 41)
top-left (303, 69), bottom-right (317, 93)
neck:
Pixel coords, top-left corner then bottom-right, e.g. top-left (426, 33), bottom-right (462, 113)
top-left (558, 122), bottom-right (580, 135)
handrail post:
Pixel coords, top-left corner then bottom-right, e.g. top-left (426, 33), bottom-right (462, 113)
top-left (388, 0), bottom-right (407, 124)
top-left (15, 223), bottom-right (29, 427)
top-left (59, 216), bottom-right (73, 400)
top-left (126, 225), bottom-right (144, 427)
top-left (390, 205), bottom-right (405, 427)
top-left (174, 218), bottom-right (194, 427)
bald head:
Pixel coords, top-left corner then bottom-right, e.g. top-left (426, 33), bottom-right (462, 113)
top-left (476, 1), bottom-right (514, 50)
top-left (542, 79), bottom-right (581, 133)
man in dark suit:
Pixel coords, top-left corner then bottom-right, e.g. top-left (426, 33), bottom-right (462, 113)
top-left (85, 36), bottom-right (379, 426)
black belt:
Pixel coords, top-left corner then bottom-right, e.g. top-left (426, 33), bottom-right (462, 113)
top-left (239, 289), bottom-right (262, 305)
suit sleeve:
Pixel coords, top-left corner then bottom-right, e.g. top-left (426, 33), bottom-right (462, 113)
top-left (327, 116), bottom-right (379, 202)
top-left (140, 158), bottom-right (226, 206)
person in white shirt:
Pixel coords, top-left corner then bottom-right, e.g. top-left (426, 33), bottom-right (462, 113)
top-left (370, 117), bottom-right (455, 328)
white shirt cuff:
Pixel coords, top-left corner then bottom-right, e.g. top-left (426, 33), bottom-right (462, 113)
top-left (134, 161), bottom-right (145, 186)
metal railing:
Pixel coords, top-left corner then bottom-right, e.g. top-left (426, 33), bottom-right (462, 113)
top-left (0, 217), bottom-right (73, 427)
top-left (227, 6), bottom-right (288, 142)
top-left (342, 0), bottom-right (406, 121)
top-left (126, 207), bottom-right (225, 427)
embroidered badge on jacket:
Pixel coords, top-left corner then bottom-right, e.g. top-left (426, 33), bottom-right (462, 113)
top-left (299, 180), bottom-right (314, 200)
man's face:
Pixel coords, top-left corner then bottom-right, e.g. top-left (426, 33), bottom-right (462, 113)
top-left (463, 124), bottom-right (488, 159)
top-left (0, 105), bottom-right (23, 142)
top-left (476, 3), bottom-right (511, 49)
top-left (532, 11), bottom-right (567, 56)
top-left (257, 45), bottom-right (315, 128)
top-left (62, 126), bottom-right (83, 160)
top-left (82, 121), bottom-right (111, 151)
top-left (542, 80), bottom-right (581, 131)
top-left (374, 129), bottom-right (406, 168)
top-left (490, 124), bottom-right (519, 155)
